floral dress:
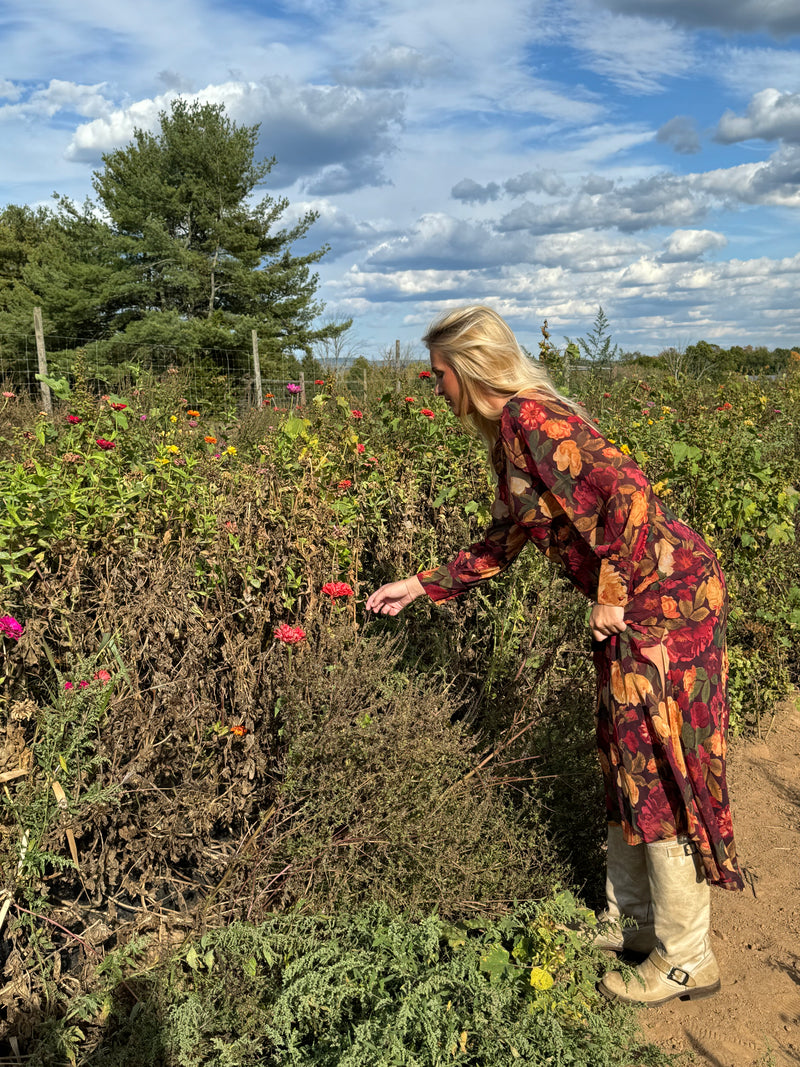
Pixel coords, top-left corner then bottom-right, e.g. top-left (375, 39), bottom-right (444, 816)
top-left (417, 390), bottom-right (743, 891)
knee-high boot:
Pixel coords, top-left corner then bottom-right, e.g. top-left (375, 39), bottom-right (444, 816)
top-left (593, 825), bottom-right (655, 954)
top-left (599, 836), bottom-right (721, 1005)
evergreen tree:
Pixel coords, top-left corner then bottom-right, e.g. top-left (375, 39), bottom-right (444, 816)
top-left (576, 306), bottom-right (619, 367)
top-left (1, 99), bottom-right (347, 374)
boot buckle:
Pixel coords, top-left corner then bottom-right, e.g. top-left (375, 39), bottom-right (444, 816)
top-left (666, 966), bottom-right (690, 986)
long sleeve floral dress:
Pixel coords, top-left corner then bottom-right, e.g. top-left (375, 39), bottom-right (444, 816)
top-left (417, 390), bottom-right (743, 891)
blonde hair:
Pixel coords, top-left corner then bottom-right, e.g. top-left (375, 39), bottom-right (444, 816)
top-left (422, 305), bottom-right (575, 449)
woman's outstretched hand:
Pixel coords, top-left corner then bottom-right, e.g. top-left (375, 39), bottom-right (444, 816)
top-left (589, 603), bottom-right (627, 642)
top-left (365, 576), bottom-right (425, 616)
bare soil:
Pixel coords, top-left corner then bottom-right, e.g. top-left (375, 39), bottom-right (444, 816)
top-left (640, 695), bottom-right (800, 1067)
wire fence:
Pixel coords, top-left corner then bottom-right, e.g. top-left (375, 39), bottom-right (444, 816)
top-left (0, 330), bottom-right (432, 413)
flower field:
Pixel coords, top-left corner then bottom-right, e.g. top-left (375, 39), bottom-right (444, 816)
top-left (0, 359), bottom-right (798, 1064)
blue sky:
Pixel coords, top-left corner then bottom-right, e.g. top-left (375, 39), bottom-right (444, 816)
top-left (2, 0), bottom-right (800, 355)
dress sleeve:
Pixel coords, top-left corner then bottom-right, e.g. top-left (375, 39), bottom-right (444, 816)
top-left (416, 478), bottom-right (529, 603)
top-left (503, 394), bottom-right (651, 608)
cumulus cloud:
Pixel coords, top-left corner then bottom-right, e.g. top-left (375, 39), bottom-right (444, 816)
top-left (657, 115), bottom-right (701, 154)
top-left (450, 178), bottom-right (501, 203)
top-left (0, 79), bottom-right (112, 122)
top-left (504, 169), bottom-right (565, 197)
top-left (715, 88), bottom-right (800, 145)
top-left (334, 45), bottom-right (440, 88)
top-left (364, 213), bottom-right (533, 271)
top-left (63, 79), bottom-right (405, 189)
top-left (596, 0), bottom-right (800, 38)
top-left (659, 229), bottom-right (727, 262)
top-left (288, 199), bottom-right (397, 260)
top-left (0, 79), bottom-right (23, 102)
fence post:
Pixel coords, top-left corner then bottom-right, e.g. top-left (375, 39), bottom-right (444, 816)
top-left (33, 307), bottom-right (52, 415)
top-left (251, 330), bottom-right (263, 408)
top-left (395, 339), bottom-right (400, 393)
top-left (300, 371), bottom-right (306, 407)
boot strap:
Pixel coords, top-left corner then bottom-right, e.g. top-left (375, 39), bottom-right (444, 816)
top-left (650, 951), bottom-right (691, 986)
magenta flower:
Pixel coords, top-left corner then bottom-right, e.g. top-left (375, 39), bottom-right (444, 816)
top-left (67, 414), bottom-right (82, 424)
top-left (286, 383), bottom-right (301, 394)
top-left (78, 681), bottom-right (89, 688)
top-left (64, 681), bottom-right (74, 690)
top-left (0, 615), bottom-right (24, 641)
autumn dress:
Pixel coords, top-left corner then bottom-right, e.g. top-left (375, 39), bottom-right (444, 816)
top-left (417, 390), bottom-right (743, 891)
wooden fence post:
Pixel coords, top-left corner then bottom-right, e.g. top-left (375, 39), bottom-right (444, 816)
top-left (33, 307), bottom-right (52, 415)
top-left (300, 371), bottom-right (306, 407)
top-left (395, 339), bottom-right (400, 393)
top-left (251, 330), bottom-right (263, 408)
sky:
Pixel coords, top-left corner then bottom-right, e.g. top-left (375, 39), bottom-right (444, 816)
top-left (2, 0), bottom-right (800, 356)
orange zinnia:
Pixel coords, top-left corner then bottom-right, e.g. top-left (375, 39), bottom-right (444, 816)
top-left (205, 436), bottom-right (217, 444)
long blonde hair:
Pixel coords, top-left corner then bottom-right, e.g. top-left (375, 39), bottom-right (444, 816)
top-left (422, 305), bottom-right (576, 449)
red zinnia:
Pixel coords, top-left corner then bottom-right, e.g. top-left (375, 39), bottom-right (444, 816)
top-left (321, 581), bottom-right (354, 599)
top-left (356, 443), bottom-right (365, 453)
top-left (110, 402), bottom-right (127, 411)
top-left (337, 479), bottom-right (352, 489)
top-left (67, 414), bottom-right (82, 424)
top-left (351, 409), bottom-right (363, 419)
top-left (419, 408), bottom-right (435, 418)
top-left (314, 379), bottom-right (324, 385)
top-left (404, 396), bottom-right (415, 403)
top-left (96, 438), bottom-right (116, 450)
top-left (274, 623), bottom-right (306, 645)
top-left (418, 370), bottom-right (431, 379)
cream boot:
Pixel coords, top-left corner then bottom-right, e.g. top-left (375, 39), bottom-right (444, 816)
top-left (593, 825), bottom-right (656, 954)
top-left (599, 836), bottom-right (721, 1005)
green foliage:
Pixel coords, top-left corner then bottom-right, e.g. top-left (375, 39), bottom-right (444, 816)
top-left (26, 896), bottom-right (672, 1067)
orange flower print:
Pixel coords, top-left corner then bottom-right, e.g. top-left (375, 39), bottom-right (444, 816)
top-left (553, 439), bottom-right (581, 477)
top-left (682, 664), bottom-right (697, 694)
top-left (541, 418), bottom-right (572, 439)
top-left (705, 574), bottom-right (724, 611)
top-left (661, 595), bottom-right (681, 619)
top-left (598, 562), bottom-right (627, 607)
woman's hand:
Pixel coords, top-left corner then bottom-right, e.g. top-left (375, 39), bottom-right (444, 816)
top-left (589, 603), bottom-right (627, 642)
top-left (365, 576), bottom-right (425, 616)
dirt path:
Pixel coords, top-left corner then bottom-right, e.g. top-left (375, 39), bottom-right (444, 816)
top-left (640, 695), bottom-right (800, 1067)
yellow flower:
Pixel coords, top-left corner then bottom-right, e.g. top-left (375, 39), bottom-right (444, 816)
top-left (225, 445), bottom-right (237, 456)
top-left (647, 419), bottom-right (653, 425)
top-left (166, 444), bottom-right (180, 454)
top-left (652, 479), bottom-right (668, 494)
top-left (155, 457), bottom-right (169, 465)
top-left (607, 437), bottom-right (616, 443)
top-left (744, 418), bottom-right (754, 426)
top-left (170, 415), bottom-right (178, 423)
top-left (619, 443), bottom-right (631, 455)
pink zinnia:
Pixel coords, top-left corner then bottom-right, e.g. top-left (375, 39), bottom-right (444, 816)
top-left (274, 623), bottom-right (307, 645)
top-left (78, 680), bottom-right (90, 688)
top-left (321, 581), bottom-right (354, 599)
top-left (96, 438), bottom-right (116, 450)
top-left (67, 414), bottom-right (82, 424)
top-left (0, 616), bottom-right (24, 641)
top-left (2, 391), bottom-right (15, 399)
top-left (93, 669), bottom-right (111, 684)
top-left (356, 443), bottom-right (365, 453)
top-left (64, 681), bottom-right (74, 691)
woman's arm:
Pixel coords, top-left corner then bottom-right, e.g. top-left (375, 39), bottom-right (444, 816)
top-left (366, 576), bottom-right (424, 616)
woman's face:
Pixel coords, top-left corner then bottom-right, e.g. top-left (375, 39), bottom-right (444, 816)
top-left (430, 349), bottom-right (465, 415)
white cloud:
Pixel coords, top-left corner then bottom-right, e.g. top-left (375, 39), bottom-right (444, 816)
top-left (0, 80), bottom-right (112, 121)
top-left (335, 45), bottom-right (440, 88)
top-left (659, 229), bottom-right (728, 262)
top-left (715, 88), bottom-right (800, 144)
top-left (63, 79), bottom-right (405, 189)
top-left (713, 47), bottom-right (800, 97)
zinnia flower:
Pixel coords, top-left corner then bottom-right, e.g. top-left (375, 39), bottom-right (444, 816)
top-left (78, 680), bottom-right (89, 688)
top-left (404, 396), bottom-right (415, 403)
top-left (356, 443), bottom-right (365, 453)
top-left (225, 445), bottom-right (237, 456)
top-left (170, 415), bottom-right (178, 423)
top-left (230, 724), bottom-right (249, 737)
top-left (110, 402), bottom-right (127, 411)
top-left (166, 445), bottom-right (180, 455)
top-left (64, 681), bottom-right (74, 691)
top-left (286, 383), bottom-right (301, 394)
top-left (265, 393), bottom-right (274, 399)
top-left (337, 479), bottom-right (352, 489)
top-left (96, 438), bottom-right (116, 450)
top-left (314, 379), bottom-right (324, 385)
top-left (187, 409), bottom-right (200, 417)
top-left (321, 581), bottom-right (354, 599)
top-left (2, 391), bottom-right (15, 399)
top-left (351, 409), bottom-right (363, 419)
top-left (93, 669), bottom-right (111, 684)
top-left (188, 420), bottom-right (198, 428)
top-left (0, 615), bottom-right (24, 641)
top-left (274, 623), bottom-right (307, 645)
top-left (67, 414), bottom-right (82, 424)
top-left (420, 408), bottom-right (435, 418)
top-left (418, 370), bottom-right (431, 379)
top-left (205, 435), bottom-right (217, 444)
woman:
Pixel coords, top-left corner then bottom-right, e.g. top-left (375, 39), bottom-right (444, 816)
top-left (366, 306), bottom-right (743, 1006)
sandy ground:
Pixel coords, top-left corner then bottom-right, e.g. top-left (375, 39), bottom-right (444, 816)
top-left (639, 695), bottom-right (800, 1067)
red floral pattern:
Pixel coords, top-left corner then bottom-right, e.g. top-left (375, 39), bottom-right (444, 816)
top-left (417, 390), bottom-right (743, 890)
